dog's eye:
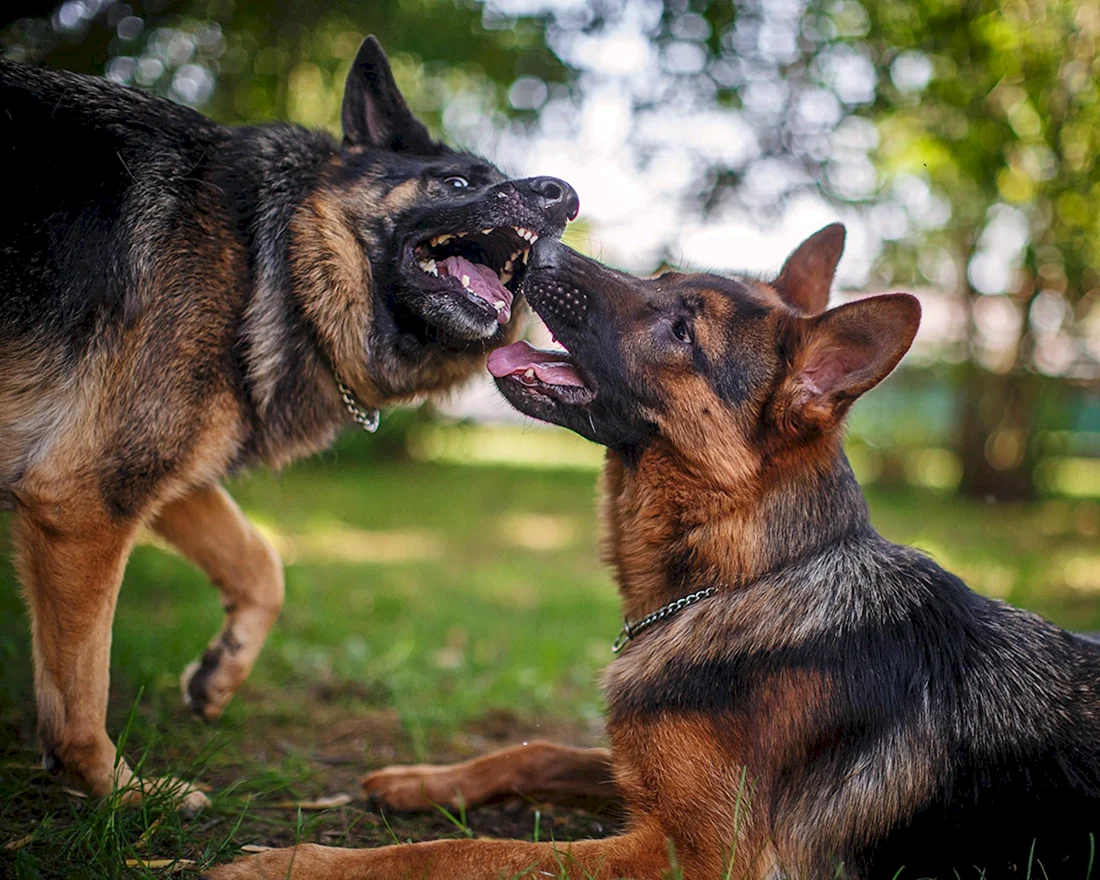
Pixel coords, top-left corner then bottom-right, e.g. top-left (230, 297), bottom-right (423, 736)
top-left (671, 319), bottom-right (692, 345)
top-left (443, 176), bottom-right (470, 189)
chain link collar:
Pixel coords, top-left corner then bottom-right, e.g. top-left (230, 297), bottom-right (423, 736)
top-left (336, 378), bottom-right (380, 433)
top-left (611, 587), bottom-right (717, 654)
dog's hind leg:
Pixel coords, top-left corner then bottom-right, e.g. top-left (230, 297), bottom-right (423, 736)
top-left (362, 741), bottom-right (620, 811)
top-left (152, 484), bottom-right (284, 721)
top-left (12, 493), bottom-right (208, 812)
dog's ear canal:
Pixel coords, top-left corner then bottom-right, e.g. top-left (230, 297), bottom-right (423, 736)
top-left (774, 223), bottom-right (846, 316)
top-left (779, 293), bottom-right (921, 434)
top-left (342, 36), bottom-right (434, 152)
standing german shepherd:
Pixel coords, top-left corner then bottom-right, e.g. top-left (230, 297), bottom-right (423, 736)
top-left (0, 37), bottom-right (577, 811)
top-left (212, 228), bottom-right (1100, 878)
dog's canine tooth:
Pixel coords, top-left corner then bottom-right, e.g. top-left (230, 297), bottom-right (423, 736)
top-left (522, 248), bottom-right (530, 264)
top-left (461, 274), bottom-right (471, 288)
top-left (493, 300), bottom-right (506, 313)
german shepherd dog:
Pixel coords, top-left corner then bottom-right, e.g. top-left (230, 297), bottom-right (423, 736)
top-left (210, 227), bottom-right (1100, 879)
top-left (0, 37), bottom-right (577, 811)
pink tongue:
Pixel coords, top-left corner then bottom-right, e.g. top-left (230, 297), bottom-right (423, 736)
top-left (437, 254), bottom-right (513, 324)
top-left (487, 341), bottom-right (586, 388)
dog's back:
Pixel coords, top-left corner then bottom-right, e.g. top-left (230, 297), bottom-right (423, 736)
top-left (0, 61), bottom-right (222, 349)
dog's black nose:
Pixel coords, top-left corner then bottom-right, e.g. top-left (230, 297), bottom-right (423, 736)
top-left (519, 176), bottom-right (580, 224)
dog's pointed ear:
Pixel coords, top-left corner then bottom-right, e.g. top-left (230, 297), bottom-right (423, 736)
top-left (774, 223), bottom-right (846, 315)
top-left (342, 36), bottom-right (434, 152)
top-left (777, 293), bottom-right (920, 435)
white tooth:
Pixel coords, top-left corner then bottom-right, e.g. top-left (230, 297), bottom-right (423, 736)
top-left (481, 228), bottom-right (493, 235)
top-left (530, 233), bottom-right (539, 243)
top-left (511, 250), bottom-right (522, 261)
top-left (461, 274), bottom-right (471, 288)
top-left (524, 368), bottom-right (535, 378)
top-left (503, 259), bottom-right (514, 272)
top-left (430, 234), bottom-right (454, 247)
top-left (522, 249), bottom-right (530, 264)
top-left (427, 259), bottom-right (437, 276)
top-left (493, 300), bottom-right (506, 312)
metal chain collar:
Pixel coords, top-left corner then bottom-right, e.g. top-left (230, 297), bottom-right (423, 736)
top-left (611, 586), bottom-right (717, 654)
top-left (336, 378), bottom-right (381, 433)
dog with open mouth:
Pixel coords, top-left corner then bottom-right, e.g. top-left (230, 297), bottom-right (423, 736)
top-left (0, 35), bottom-right (577, 812)
top-left (212, 228), bottom-right (1100, 879)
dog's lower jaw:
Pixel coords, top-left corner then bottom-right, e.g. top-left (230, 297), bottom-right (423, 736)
top-left (402, 291), bottom-right (505, 346)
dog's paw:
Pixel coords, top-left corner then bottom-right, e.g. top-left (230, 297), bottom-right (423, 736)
top-left (181, 653), bottom-right (235, 722)
top-left (361, 765), bottom-right (463, 811)
top-left (115, 775), bottom-right (211, 815)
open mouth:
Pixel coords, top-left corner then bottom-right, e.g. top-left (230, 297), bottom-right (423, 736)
top-left (487, 339), bottom-right (595, 406)
top-left (412, 226), bottom-right (540, 325)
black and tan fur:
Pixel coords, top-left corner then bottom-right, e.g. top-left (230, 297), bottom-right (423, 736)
top-left (0, 36), bottom-right (578, 810)
top-left (213, 227), bottom-right (1100, 879)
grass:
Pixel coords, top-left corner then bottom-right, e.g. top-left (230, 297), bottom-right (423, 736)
top-left (0, 427), bottom-right (1098, 878)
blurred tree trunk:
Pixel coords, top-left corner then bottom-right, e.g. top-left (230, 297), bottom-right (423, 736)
top-left (955, 360), bottom-right (1041, 501)
top-left (952, 246), bottom-right (1041, 502)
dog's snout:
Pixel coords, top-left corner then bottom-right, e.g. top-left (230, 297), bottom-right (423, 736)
top-left (519, 176), bottom-right (580, 224)
top-left (525, 241), bottom-right (588, 328)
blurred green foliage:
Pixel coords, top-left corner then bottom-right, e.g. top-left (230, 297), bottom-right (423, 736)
top-left (1, 0), bottom-right (566, 133)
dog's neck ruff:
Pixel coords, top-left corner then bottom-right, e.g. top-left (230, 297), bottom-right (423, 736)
top-left (611, 587), bottom-right (717, 654)
top-left (336, 376), bottom-right (381, 433)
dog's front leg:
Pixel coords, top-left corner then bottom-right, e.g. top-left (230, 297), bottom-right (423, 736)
top-left (205, 829), bottom-right (669, 880)
top-left (362, 741), bottom-right (619, 811)
top-left (13, 497), bottom-right (209, 811)
top-left (153, 484), bottom-right (284, 721)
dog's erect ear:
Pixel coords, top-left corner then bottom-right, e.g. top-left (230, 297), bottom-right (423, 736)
top-left (777, 293), bottom-right (920, 434)
top-left (342, 36), bottom-right (434, 152)
top-left (774, 223), bottom-right (846, 316)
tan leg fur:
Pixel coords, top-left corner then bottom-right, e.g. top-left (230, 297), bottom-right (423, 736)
top-left (362, 741), bottom-right (619, 811)
top-left (13, 482), bottom-right (209, 813)
top-left (152, 485), bottom-right (285, 721)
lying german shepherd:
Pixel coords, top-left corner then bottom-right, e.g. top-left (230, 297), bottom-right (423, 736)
top-left (0, 37), bottom-right (577, 811)
top-left (211, 228), bottom-right (1100, 878)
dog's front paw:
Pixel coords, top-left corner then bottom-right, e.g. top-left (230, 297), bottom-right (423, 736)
top-left (181, 643), bottom-right (241, 721)
top-left (361, 764), bottom-right (464, 811)
top-left (115, 775), bottom-right (211, 815)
